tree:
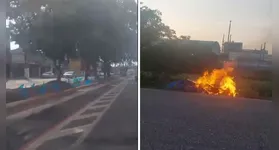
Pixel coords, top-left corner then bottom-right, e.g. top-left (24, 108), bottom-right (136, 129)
top-left (140, 4), bottom-right (220, 75)
top-left (73, 0), bottom-right (137, 79)
top-left (179, 35), bottom-right (191, 40)
top-left (140, 3), bottom-right (176, 50)
top-left (8, 0), bottom-right (137, 81)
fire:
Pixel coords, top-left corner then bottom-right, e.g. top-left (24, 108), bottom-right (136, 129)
top-left (194, 67), bottom-right (237, 97)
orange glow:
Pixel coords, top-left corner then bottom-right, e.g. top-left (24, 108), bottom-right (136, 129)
top-left (195, 67), bottom-right (237, 97)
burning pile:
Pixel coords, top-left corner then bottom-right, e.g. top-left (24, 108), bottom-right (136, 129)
top-left (194, 67), bottom-right (237, 97)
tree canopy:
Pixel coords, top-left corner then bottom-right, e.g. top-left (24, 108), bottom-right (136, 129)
top-left (140, 3), bottom-right (220, 74)
top-left (7, 0), bottom-right (138, 80)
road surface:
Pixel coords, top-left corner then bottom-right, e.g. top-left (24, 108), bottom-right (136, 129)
top-left (141, 88), bottom-right (272, 150)
top-left (7, 78), bottom-right (138, 150)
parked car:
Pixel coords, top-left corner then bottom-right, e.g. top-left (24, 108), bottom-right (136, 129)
top-left (41, 71), bottom-right (56, 78)
top-left (63, 71), bottom-right (76, 78)
top-left (98, 72), bottom-right (104, 76)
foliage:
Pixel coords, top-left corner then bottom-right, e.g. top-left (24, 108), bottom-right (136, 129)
top-left (140, 3), bottom-right (177, 49)
top-left (8, 0), bottom-right (137, 80)
top-left (140, 4), bottom-right (219, 74)
top-left (141, 39), bottom-right (221, 74)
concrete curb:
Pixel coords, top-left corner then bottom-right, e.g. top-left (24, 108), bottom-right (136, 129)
top-left (6, 83), bottom-right (107, 121)
top-left (6, 78), bottom-right (123, 116)
top-left (6, 82), bottom-right (98, 108)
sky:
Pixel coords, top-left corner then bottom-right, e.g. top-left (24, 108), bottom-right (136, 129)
top-left (6, 20), bottom-right (19, 50)
top-left (142, 0), bottom-right (272, 54)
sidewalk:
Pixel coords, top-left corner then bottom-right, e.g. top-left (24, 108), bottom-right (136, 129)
top-left (6, 78), bottom-right (56, 89)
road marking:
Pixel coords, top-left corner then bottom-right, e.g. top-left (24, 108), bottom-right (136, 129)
top-left (50, 125), bottom-right (90, 140)
top-left (7, 84), bottom-right (106, 121)
top-left (71, 81), bottom-right (128, 148)
top-left (20, 80), bottom-right (128, 150)
top-left (74, 113), bottom-right (100, 120)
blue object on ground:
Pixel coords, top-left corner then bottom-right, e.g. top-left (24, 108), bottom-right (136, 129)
top-left (39, 84), bottom-right (46, 95)
top-left (19, 86), bottom-right (28, 98)
top-left (18, 84), bottom-right (24, 89)
top-left (166, 81), bottom-right (179, 89)
top-left (85, 80), bottom-right (92, 85)
top-left (166, 80), bottom-right (185, 89)
top-left (52, 82), bottom-right (60, 92)
top-left (176, 80), bottom-right (184, 89)
top-left (72, 77), bottom-right (86, 87)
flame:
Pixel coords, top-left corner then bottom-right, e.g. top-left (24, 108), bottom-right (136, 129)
top-left (194, 67), bottom-right (237, 97)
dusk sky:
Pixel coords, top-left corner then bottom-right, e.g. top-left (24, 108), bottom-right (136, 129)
top-left (142, 0), bottom-right (272, 53)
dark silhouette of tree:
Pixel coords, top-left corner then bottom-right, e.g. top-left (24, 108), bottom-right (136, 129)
top-left (8, 0), bottom-right (137, 81)
top-left (140, 4), bottom-right (220, 75)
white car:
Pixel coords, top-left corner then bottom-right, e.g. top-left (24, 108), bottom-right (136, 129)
top-left (63, 71), bottom-right (76, 78)
top-left (41, 72), bottom-right (56, 78)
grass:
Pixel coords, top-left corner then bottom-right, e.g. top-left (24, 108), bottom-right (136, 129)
top-left (236, 78), bottom-right (271, 99)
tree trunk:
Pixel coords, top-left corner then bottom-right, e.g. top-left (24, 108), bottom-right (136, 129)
top-left (56, 68), bottom-right (62, 81)
top-left (24, 51), bottom-right (30, 80)
top-left (56, 60), bottom-right (62, 81)
top-left (103, 61), bottom-right (108, 80)
top-left (103, 61), bottom-right (111, 79)
top-left (107, 63), bottom-right (111, 77)
top-left (84, 63), bottom-right (90, 81)
top-left (92, 62), bottom-right (99, 80)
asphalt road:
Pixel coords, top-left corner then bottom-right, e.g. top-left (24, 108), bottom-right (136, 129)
top-left (71, 79), bottom-right (138, 150)
top-left (141, 88), bottom-right (272, 150)
top-left (7, 78), bottom-right (137, 150)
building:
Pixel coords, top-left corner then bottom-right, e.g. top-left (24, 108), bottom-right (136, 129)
top-left (223, 42), bottom-right (243, 54)
top-left (10, 48), bottom-right (53, 78)
top-left (228, 49), bottom-right (271, 70)
top-left (264, 54), bottom-right (272, 62)
top-left (228, 50), bottom-right (268, 61)
top-left (180, 40), bottom-right (221, 55)
top-left (67, 58), bottom-right (84, 76)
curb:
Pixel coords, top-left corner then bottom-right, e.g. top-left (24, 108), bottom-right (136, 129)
top-left (6, 78), bottom-right (124, 121)
top-left (6, 82), bottom-right (98, 108)
top-left (6, 83), bottom-right (106, 121)
top-left (6, 78), bottom-right (122, 117)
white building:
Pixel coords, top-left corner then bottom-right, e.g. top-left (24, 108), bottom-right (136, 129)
top-left (10, 48), bottom-right (53, 78)
top-left (223, 42), bottom-right (243, 53)
top-left (228, 50), bottom-right (271, 70)
top-left (228, 49), bottom-right (269, 61)
top-left (180, 40), bottom-right (221, 55)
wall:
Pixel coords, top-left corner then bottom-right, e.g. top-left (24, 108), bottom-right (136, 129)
top-left (180, 40), bottom-right (221, 55)
top-left (12, 53), bottom-right (25, 64)
top-left (223, 42), bottom-right (243, 53)
top-left (211, 42), bottom-right (221, 55)
top-left (68, 59), bottom-right (83, 76)
top-left (229, 51), bottom-right (271, 61)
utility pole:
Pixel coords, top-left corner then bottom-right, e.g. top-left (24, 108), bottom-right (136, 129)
top-left (6, 29), bottom-right (11, 81)
top-left (227, 20), bottom-right (232, 42)
top-left (222, 34), bottom-right (225, 53)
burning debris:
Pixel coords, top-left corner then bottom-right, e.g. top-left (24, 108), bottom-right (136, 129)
top-left (194, 67), bottom-right (237, 97)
